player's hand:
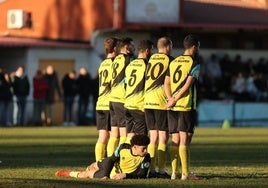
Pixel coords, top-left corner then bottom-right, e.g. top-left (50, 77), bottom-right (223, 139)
top-left (165, 97), bottom-right (176, 109)
top-left (113, 173), bottom-right (126, 180)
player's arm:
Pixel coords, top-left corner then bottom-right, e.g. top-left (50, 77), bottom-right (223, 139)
top-left (174, 75), bottom-right (195, 102)
top-left (164, 74), bottom-right (176, 109)
top-left (174, 63), bottom-right (200, 102)
top-left (113, 153), bottom-right (151, 179)
top-left (112, 144), bottom-right (131, 180)
top-left (164, 75), bottom-right (172, 100)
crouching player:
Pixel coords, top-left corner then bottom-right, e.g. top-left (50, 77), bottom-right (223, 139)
top-left (55, 134), bottom-right (150, 179)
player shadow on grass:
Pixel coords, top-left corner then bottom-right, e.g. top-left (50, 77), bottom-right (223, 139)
top-left (201, 174), bottom-right (268, 180)
top-left (3, 178), bottom-right (170, 188)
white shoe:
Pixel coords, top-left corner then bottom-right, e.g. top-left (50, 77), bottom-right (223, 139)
top-left (171, 173), bottom-right (177, 180)
top-left (181, 173), bottom-right (201, 180)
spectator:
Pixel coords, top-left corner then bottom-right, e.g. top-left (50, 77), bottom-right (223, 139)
top-left (43, 65), bottom-right (62, 126)
top-left (205, 54), bottom-right (222, 79)
top-left (231, 71), bottom-right (248, 101)
top-left (62, 70), bottom-right (77, 126)
top-left (200, 71), bottom-right (220, 100)
top-left (90, 74), bottom-right (99, 124)
top-left (244, 58), bottom-right (256, 77)
top-left (219, 54), bottom-right (233, 98)
top-left (33, 70), bottom-right (49, 126)
top-left (232, 54), bottom-right (247, 75)
top-left (254, 72), bottom-right (268, 101)
top-left (76, 67), bottom-right (92, 125)
top-left (246, 73), bottom-right (258, 101)
top-left (0, 69), bottom-right (12, 126)
top-left (11, 66), bottom-right (30, 126)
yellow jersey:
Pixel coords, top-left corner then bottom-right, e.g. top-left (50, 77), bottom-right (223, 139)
top-left (110, 54), bottom-right (131, 103)
top-left (167, 55), bottom-right (200, 111)
top-left (144, 53), bottom-right (174, 110)
top-left (96, 58), bottom-right (113, 110)
top-left (124, 58), bottom-right (147, 112)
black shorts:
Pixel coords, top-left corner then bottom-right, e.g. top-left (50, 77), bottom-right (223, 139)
top-left (125, 109), bottom-right (147, 135)
top-left (145, 109), bottom-right (168, 131)
top-left (93, 158), bottom-right (114, 178)
top-left (168, 110), bottom-right (197, 134)
top-left (96, 110), bottom-right (111, 131)
top-left (110, 102), bottom-right (126, 127)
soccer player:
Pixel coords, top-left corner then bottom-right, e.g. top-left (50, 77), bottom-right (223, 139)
top-left (164, 34), bottom-right (201, 180)
top-left (107, 37), bottom-right (135, 156)
top-left (55, 134), bottom-right (150, 179)
top-left (124, 40), bottom-right (154, 142)
top-left (144, 37), bottom-right (174, 178)
top-left (95, 37), bottom-right (119, 161)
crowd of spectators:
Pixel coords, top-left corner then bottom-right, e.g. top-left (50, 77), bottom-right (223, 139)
top-left (1, 53), bottom-right (267, 126)
top-left (0, 65), bottom-right (97, 127)
top-left (199, 53), bottom-right (268, 102)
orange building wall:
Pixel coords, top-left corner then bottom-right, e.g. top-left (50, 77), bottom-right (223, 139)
top-left (0, 0), bottom-right (115, 41)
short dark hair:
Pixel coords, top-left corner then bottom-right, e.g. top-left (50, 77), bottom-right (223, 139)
top-left (118, 37), bottom-right (133, 49)
top-left (183, 34), bottom-right (200, 49)
top-left (104, 37), bottom-right (118, 54)
top-left (137, 40), bottom-right (154, 53)
top-left (130, 134), bottom-right (150, 146)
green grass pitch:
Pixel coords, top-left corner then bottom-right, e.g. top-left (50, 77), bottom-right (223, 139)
top-left (0, 126), bottom-right (268, 188)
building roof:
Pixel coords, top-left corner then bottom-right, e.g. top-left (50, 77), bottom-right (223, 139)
top-left (0, 36), bottom-right (91, 48)
top-left (183, 0), bottom-right (268, 29)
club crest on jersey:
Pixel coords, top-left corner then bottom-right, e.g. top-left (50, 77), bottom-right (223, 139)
top-left (144, 162), bottom-right (150, 168)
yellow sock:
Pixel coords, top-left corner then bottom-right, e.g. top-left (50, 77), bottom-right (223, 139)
top-left (106, 136), bottom-right (119, 157)
top-left (119, 136), bottom-right (127, 146)
top-left (95, 143), bottom-right (106, 161)
top-left (158, 143), bottom-right (167, 172)
top-left (179, 145), bottom-right (189, 176)
top-left (125, 136), bottom-right (131, 144)
top-left (187, 147), bottom-right (190, 171)
top-left (147, 144), bottom-right (156, 171)
top-left (70, 171), bottom-right (79, 178)
top-left (170, 145), bottom-right (179, 174)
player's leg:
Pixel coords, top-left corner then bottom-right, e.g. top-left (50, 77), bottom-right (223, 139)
top-left (107, 126), bottom-right (119, 156)
top-left (119, 126), bottom-right (127, 145)
top-left (77, 170), bottom-right (95, 178)
top-left (107, 102), bottom-right (120, 156)
top-left (168, 110), bottom-right (180, 179)
top-left (55, 162), bottom-right (98, 179)
top-left (147, 129), bottom-right (158, 177)
top-left (156, 110), bottom-right (170, 178)
top-left (145, 109), bottom-right (158, 178)
top-left (170, 133), bottom-right (180, 179)
top-left (117, 103), bottom-right (127, 145)
top-left (77, 162), bottom-right (99, 178)
top-left (95, 129), bottom-right (109, 161)
top-left (179, 131), bottom-right (189, 179)
top-left (157, 130), bottom-right (170, 178)
top-left (179, 110), bottom-right (199, 180)
top-left (125, 109), bottom-right (135, 144)
top-left (125, 110), bottom-right (147, 144)
top-left (95, 110), bottom-right (110, 161)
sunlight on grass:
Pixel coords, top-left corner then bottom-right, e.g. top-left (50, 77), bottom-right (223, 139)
top-left (0, 126), bottom-right (268, 188)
